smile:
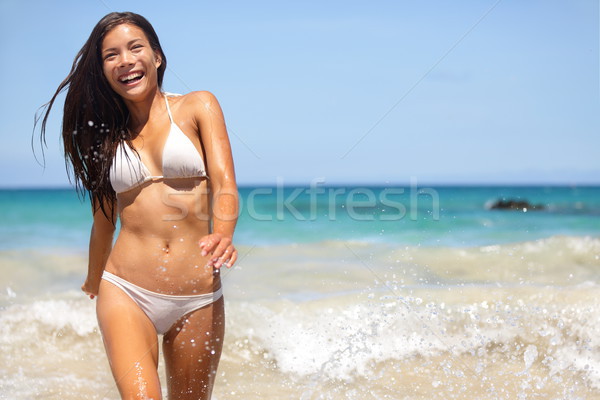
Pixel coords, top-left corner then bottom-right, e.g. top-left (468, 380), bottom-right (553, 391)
top-left (118, 71), bottom-right (145, 85)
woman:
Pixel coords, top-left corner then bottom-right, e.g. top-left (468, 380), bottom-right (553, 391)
top-left (39, 12), bottom-right (238, 399)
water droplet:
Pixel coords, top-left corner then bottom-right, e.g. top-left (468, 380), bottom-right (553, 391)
top-left (87, 120), bottom-right (94, 127)
top-left (524, 344), bottom-right (538, 370)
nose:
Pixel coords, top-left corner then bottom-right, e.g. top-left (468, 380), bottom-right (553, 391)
top-left (119, 51), bottom-right (134, 67)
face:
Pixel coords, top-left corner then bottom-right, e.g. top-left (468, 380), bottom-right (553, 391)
top-left (101, 24), bottom-right (161, 100)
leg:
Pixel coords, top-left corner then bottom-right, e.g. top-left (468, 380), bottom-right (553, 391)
top-left (162, 296), bottom-right (225, 400)
top-left (97, 279), bottom-right (162, 400)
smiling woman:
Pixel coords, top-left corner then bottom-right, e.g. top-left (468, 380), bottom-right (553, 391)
top-left (101, 25), bottom-right (163, 99)
top-left (36, 11), bottom-right (238, 400)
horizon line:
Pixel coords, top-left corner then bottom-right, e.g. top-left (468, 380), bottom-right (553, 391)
top-left (1, 181), bottom-right (600, 190)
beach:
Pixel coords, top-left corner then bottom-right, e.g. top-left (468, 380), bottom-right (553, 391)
top-left (1, 185), bottom-right (599, 399)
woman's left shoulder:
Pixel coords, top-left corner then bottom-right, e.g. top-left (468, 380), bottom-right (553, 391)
top-left (179, 90), bottom-right (221, 109)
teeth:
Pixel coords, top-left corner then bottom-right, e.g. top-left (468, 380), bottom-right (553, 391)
top-left (119, 72), bottom-right (143, 82)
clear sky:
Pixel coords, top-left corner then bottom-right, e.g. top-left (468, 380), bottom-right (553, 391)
top-left (0, 0), bottom-right (598, 187)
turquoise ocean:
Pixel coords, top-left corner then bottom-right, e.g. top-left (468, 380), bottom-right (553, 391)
top-left (1, 185), bottom-right (600, 399)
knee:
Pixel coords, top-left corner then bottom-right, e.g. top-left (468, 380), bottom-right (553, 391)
top-left (117, 372), bottom-right (162, 400)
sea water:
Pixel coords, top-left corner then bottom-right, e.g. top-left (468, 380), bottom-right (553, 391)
top-left (1, 185), bottom-right (599, 399)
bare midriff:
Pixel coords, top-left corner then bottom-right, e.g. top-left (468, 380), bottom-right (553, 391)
top-left (104, 177), bottom-right (219, 295)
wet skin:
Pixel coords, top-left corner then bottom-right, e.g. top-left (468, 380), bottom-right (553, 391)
top-left (83, 23), bottom-right (238, 400)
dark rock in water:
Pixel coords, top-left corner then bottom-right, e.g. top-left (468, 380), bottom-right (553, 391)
top-left (488, 199), bottom-right (545, 211)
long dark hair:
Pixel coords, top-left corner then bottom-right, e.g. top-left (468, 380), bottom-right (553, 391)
top-left (35, 12), bottom-right (167, 223)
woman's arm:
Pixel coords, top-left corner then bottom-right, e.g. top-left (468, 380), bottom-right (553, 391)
top-left (192, 91), bottom-right (239, 269)
top-left (82, 197), bottom-right (117, 299)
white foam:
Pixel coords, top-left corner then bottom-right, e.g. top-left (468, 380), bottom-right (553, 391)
top-left (0, 295), bottom-right (98, 339)
top-left (225, 285), bottom-right (600, 390)
top-left (0, 294), bottom-right (111, 399)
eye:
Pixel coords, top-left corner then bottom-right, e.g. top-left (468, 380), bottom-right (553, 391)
top-left (103, 53), bottom-right (117, 61)
top-left (132, 44), bottom-right (143, 52)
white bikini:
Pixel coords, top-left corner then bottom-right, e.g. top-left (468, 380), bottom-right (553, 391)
top-left (103, 93), bottom-right (221, 335)
top-left (102, 271), bottom-right (223, 334)
top-left (109, 93), bottom-right (208, 193)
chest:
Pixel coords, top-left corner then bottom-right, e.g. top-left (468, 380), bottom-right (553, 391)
top-left (129, 119), bottom-right (202, 176)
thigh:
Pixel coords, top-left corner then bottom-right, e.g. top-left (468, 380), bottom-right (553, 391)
top-left (162, 296), bottom-right (225, 400)
top-left (97, 278), bottom-right (162, 400)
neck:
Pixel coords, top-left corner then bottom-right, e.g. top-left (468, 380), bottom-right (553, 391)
top-left (123, 89), bottom-right (164, 133)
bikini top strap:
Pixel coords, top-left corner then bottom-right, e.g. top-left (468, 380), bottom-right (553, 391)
top-left (164, 94), bottom-right (174, 123)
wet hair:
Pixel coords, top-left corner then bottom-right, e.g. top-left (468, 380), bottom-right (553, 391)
top-left (35, 12), bottom-right (167, 223)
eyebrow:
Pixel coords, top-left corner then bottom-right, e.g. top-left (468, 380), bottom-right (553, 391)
top-left (102, 38), bottom-right (144, 54)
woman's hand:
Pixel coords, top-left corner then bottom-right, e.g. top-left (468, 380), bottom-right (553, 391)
top-left (199, 233), bottom-right (237, 269)
top-left (81, 276), bottom-right (100, 300)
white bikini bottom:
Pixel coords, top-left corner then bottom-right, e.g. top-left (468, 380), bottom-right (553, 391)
top-left (102, 270), bottom-right (223, 335)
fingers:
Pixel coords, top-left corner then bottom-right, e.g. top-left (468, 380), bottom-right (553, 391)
top-left (199, 234), bottom-right (237, 269)
top-left (214, 245), bottom-right (237, 269)
top-left (81, 284), bottom-right (95, 300)
top-left (199, 234), bottom-right (220, 257)
top-left (208, 237), bottom-right (234, 269)
top-left (225, 250), bottom-right (238, 268)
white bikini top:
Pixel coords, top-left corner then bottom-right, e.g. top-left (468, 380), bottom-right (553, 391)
top-left (110, 94), bottom-right (208, 194)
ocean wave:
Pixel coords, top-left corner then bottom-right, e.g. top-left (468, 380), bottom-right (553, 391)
top-left (1, 286), bottom-right (599, 398)
top-left (0, 295), bottom-right (112, 399)
top-left (234, 234), bottom-right (600, 255)
top-left (223, 236), bottom-right (600, 297)
top-left (0, 296), bottom-right (98, 339)
top-left (224, 285), bottom-right (600, 397)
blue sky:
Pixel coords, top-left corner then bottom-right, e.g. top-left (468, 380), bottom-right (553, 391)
top-left (0, 0), bottom-right (598, 187)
